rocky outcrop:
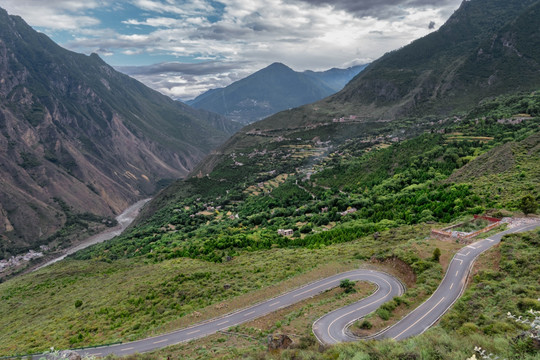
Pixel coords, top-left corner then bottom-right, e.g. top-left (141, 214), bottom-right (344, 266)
top-left (267, 334), bottom-right (293, 350)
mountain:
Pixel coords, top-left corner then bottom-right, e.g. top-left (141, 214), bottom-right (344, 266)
top-left (188, 63), bottom-right (366, 124)
top-left (331, 0), bottom-right (540, 119)
top-left (1, 0), bottom-right (540, 354)
top-left (225, 0), bottom-right (540, 132)
top-left (303, 64), bottom-right (368, 92)
top-left (0, 8), bottom-right (239, 257)
top-left (187, 0), bottom-right (540, 179)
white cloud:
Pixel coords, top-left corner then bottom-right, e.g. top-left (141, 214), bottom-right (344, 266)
top-left (0, 0), bottom-right (463, 99)
top-left (132, 0), bottom-right (216, 16)
top-left (122, 17), bottom-right (181, 28)
top-left (0, 0), bottom-right (104, 29)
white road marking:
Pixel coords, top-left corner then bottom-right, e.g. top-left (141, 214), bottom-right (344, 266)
top-left (450, 283), bottom-right (454, 290)
top-left (244, 310), bottom-right (256, 317)
top-left (153, 338), bottom-right (168, 344)
top-left (455, 259), bottom-right (463, 265)
top-left (269, 301), bottom-right (280, 307)
top-left (326, 275), bottom-right (395, 343)
top-left (455, 270), bottom-right (459, 277)
top-left (293, 280), bottom-right (335, 298)
top-left (487, 239), bottom-right (495, 242)
top-left (120, 347), bottom-right (134, 352)
top-left (393, 297), bottom-right (446, 340)
top-left (187, 329), bottom-right (200, 335)
top-left (217, 320), bottom-right (229, 326)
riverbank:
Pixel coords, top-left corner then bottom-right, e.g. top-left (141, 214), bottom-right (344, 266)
top-left (0, 199), bottom-right (150, 279)
top-left (34, 199), bottom-right (151, 271)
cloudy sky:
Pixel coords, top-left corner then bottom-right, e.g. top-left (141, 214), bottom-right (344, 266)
top-left (0, 0), bottom-right (462, 100)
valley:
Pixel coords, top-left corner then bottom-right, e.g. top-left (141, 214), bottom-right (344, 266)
top-left (1, 91), bottom-right (539, 359)
top-left (0, 7), bottom-right (240, 260)
top-left (33, 199), bottom-right (151, 273)
top-left (0, 0), bottom-right (540, 359)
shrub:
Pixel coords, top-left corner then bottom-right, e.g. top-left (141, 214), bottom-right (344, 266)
top-left (74, 300), bottom-right (83, 308)
top-left (340, 279), bottom-right (356, 293)
top-left (432, 247), bottom-right (441, 262)
top-left (517, 298), bottom-right (540, 311)
top-left (519, 195), bottom-right (538, 215)
top-left (457, 322), bottom-right (479, 335)
top-left (377, 308), bottom-right (391, 321)
top-left (358, 319), bottom-right (373, 329)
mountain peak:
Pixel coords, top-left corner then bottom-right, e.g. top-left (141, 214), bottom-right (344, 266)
top-left (189, 62), bottom-right (365, 124)
top-left (260, 62), bottom-right (295, 74)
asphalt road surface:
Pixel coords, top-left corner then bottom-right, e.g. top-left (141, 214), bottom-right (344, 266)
top-left (313, 221), bottom-right (540, 344)
top-left (70, 270), bottom-right (402, 357)
top-left (311, 271), bottom-right (404, 344)
top-left (32, 221), bottom-right (538, 357)
top-left (372, 221), bottom-right (540, 342)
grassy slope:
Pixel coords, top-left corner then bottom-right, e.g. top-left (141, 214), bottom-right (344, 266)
top-left (1, 225), bottom-right (442, 355)
top-left (105, 227), bottom-right (540, 360)
top-left (450, 132), bottom-right (540, 210)
top-left (245, 229), bottom-right (540, 360)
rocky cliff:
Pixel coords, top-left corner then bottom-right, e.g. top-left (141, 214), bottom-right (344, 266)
top-left (0, 8), bottom-right (239, 257)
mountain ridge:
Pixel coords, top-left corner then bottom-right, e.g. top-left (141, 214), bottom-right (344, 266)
top-left (188, 62), bottom-right (366, 124)
top-left (0, 7), bottom-right (239, 257)
top-left (332, 0), bottom-right (540, 118)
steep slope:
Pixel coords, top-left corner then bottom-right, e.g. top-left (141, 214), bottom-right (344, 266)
top-left (332, 0), bottom-right (540, 118)
top-left (0, 8), bottom-right (239, 257)
top-left (188, 63), bottom-right (365, 124)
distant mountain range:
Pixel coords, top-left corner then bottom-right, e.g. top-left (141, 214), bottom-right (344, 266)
top-left (188, 62), bottom-right (367, 124)
top-left (0, 7), bottom-right (239, 257)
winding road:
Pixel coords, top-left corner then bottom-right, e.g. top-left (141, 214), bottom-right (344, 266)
top-left (68, 270), bottom-right (403, 357)
top-left (314, 221), bottom-right (540, 344)
top-left (36, 221), bottom-right (538, 358)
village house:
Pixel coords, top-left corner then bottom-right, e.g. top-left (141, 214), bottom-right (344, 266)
top-left (277, 229), bottom-right (294, 237)
top-left (340, 207), bottom-right (357, 216)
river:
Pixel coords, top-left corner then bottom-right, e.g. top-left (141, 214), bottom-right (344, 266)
top-left (34, 198), bottom-right (151, 271)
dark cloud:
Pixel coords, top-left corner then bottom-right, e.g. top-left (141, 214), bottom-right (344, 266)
top-left (296, 0), bottom-right (459, 19)
top-left (116, 61), bottom-right (248, 76)
top-left (428, 21), bottom-right (436, 29)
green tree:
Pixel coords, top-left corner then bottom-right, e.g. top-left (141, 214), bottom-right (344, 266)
top-left (340, 279), bottom-right (356, 293)
top-left (432, 247), bottom-right (441, 262)
top-left (519, 195), bottom-right (538, 215)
